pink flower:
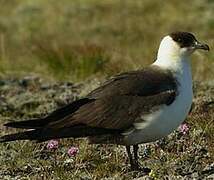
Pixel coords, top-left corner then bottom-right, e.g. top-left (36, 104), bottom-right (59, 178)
top-left (178, 123), bottom-right (189, 135)
top-left (67, 147), bottom-right (79, 157)
top-left (46, 140), bottom-right (59, 150)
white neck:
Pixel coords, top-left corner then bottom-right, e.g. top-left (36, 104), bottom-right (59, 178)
top-left (157, 37), bottom-right (180, 61)
top-left (153, 36), bottom-right (192, 76)
top-left (153, 55), bottom-right (191, 75)
top-left (153, 42), bottom-right (193, 99)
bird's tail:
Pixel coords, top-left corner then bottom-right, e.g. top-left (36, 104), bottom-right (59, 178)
top-left (0, 129), bottom-right (42, 143)
top-left (0, 98), bottom-right (120, 143)
top-left (4, 118), bottom-right (48, 129)
top-left (3, 98), bottom-right (94, 129)
top-left (0, 125), bottom-right (119, 143)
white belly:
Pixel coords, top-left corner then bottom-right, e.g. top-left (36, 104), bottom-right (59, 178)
top-left (124, 71), bottom-right (193, 145)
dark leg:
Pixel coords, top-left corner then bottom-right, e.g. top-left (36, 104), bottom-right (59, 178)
top-left (126, 145), bottom-right (140, 171)
top-left (133, 144), bottom-right (139, 163)
top-left (126, 145), bottom-right (151, 173)
top-left (134, 145), bottom-right (151, 173)
top-left (126, 146), bottom-right (134, 168)
top-left (132, 145), bottom-right (140, 170)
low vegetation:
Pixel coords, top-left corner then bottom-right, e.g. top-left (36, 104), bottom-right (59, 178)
top-left (0, 0), bottom-right (213, 179)
top-left (0, 0), bottom-right (213, 81)
top-left (0, 77), bottom-right (213, 179)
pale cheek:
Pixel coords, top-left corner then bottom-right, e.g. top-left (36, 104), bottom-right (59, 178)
top-left (180, 48), bottom-right (195, 56)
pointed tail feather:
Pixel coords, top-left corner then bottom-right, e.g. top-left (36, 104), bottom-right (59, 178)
top-left (4, 118), bottom-right (47, 129)
top-left (0, 126), bottom-right (120, 143)
top-left (4, 98), bottom-right (95, 129)
top-left (0, 129), bottom-right (43, 143)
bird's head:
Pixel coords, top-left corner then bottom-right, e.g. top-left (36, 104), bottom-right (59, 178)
top-left (157, 31), bottom-right (209, 61)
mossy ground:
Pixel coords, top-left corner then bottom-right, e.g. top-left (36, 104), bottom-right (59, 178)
top-left (0, 0), bottom-right (214, 179)
top-left (0, 77), bottom-right (213, 179)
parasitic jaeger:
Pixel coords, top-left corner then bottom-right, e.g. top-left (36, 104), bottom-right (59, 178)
top-left (0, 31), bottom-right (210, 171)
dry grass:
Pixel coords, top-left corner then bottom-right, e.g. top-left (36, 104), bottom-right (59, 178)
top-left (0, 0), bottom-right (214, 179)
top-left (0, 0), bottom-right (213, 81)
top-left (0, 77), bottom-right (213, 179)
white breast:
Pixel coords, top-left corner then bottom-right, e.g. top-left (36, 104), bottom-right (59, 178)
top-left (124, 61), bottom-right (193, 145)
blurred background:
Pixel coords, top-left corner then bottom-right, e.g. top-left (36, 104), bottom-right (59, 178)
top-left (0, 0), bottom-right (213, 82)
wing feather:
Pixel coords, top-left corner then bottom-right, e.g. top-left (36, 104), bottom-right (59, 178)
top-left (48, 90), bottom-right (177, 130)
top-left (7, 65), bottom-right (178, 132)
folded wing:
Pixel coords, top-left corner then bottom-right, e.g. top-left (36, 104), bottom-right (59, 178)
top-left (1, 65), bottom-right (178, 142)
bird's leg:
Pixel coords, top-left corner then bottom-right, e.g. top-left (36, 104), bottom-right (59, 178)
top-left (126, 145), bottom-right (135, 170)
top-left (134, 145), bottom-right (151, 173)
top-left (133, 144), bottom-right (140, 170)
top-left (126, 145), bottom-right (140, 171)
top-left (133, 144), bottom-right (139, 161)
top-left (126, 145), bottom-right (151, 172)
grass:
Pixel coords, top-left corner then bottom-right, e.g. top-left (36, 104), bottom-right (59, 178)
top-left (0, 0), bottom-right (214, 179)
top-left (0, 77), bottom-right (213, 179)
top-left (0, 0), bottom-right (213, 81)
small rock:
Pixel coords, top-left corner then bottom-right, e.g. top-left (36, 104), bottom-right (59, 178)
top-left (191, 172), bottom-right (199, 178)
top-left (207, 173), bottom-right (214, 179)
top-left (40, 83), bottom-right (51, 90)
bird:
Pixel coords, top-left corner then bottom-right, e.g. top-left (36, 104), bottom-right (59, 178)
top-left (0, 31), bottom-right (209, 171)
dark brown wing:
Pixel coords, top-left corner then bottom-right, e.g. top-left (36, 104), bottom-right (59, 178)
top-left (48, 65), bottom-right (178, 130)
top-left (87, 65), bottom-right (177, 98)
top-left (1, 65), bottom-right (179, 142)
top-left (49, 90), bottom-right (176, 130)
